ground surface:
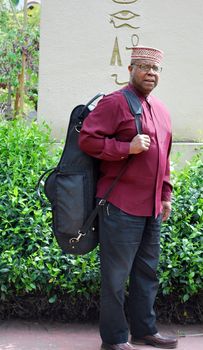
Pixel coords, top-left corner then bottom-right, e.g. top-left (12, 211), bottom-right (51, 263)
top-left (0, 320), bottom-right (202, 350)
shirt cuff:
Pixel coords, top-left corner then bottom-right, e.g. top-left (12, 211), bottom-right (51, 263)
top-left (119, 142), bottom-right (131, 159)
top-left (161, 191), bottom-right (172, 202)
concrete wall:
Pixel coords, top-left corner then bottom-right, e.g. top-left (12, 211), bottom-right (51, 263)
top-left (38, 0), bottom-right (203, 157)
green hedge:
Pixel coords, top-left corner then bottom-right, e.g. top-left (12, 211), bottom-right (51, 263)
top-left (0, 119), bottom-right (202, 322)
top-left (159, 152), bottom-right (203, 301)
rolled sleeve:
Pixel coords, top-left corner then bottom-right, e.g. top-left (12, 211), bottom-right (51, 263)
top-left (161, 138), bottom-right (172, 202)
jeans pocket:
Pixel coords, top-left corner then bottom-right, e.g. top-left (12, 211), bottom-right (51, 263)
top-left (106, 202), bottom-right (129, 217)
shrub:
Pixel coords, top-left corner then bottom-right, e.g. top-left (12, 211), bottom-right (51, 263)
top-left (159, 152), bottom-right (203, 303)
top-left (0, 119), bottom-right (202, 322)
top-left (0, 2), bottom-right (40, 116)
top-left (0, 119), bottom-right (100, 300)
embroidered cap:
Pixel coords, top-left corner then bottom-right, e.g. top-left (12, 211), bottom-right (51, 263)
top-left (131, 46), bottom-right (164, 65)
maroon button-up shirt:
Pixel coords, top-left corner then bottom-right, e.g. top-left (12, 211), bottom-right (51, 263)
top-left (79, 84), bottom-right (172, 217)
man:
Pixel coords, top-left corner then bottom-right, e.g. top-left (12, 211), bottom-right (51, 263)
top-left (79, 46), bottom-right (178, 350)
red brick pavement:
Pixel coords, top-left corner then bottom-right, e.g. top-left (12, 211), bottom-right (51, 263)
top-left (0, 320), bottom-right (202, 350)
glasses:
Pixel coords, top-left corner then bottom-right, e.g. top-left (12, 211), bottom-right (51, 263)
top-left (131, 64), bottom-right (162, 74)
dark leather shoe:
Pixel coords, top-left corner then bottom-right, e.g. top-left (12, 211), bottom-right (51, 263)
top-left (101, 341), bottom-right (138, 350)
top-left (131, 332), bottom-right (178, 348)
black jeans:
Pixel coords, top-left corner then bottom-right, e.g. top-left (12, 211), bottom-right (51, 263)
top-left (98, 201), bottom-right (162, 344)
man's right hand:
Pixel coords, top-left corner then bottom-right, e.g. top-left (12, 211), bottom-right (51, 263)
top-left (129, 134), bottom-right (151, 154)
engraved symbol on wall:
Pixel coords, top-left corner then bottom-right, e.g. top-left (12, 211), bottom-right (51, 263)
top-left (112, 0), bottom-right (138, 4)
top-left (111, 74), bottom-right (128, 85)
top-left (109, 0), bottom-right (141, 86)
top-left (110, 10), bottom-right (140, 29)
top-left (126, 34), bottom-right (139, 50)
top-left (110, 37), bottom-right (122, 66)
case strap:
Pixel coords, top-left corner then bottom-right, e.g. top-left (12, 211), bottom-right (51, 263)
top-left (122, 89), bottom-right (142, 134)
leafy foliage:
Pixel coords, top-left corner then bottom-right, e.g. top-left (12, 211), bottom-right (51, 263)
top-left (159, 151), bottom-right (203, 302)
top-left (0, 0), bottom-right (40, 116)
top-left (11, 1), bottom-right (20, 5)
top-left (0, 119), bottom-right (202, 322)
top-left (0, 119), bottom-right (100, 305)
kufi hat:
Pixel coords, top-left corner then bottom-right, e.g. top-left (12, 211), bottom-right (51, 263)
top-left (131, 46), bottom-right (164, 65)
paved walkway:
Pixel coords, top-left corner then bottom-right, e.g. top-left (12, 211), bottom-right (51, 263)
top-left (0, 320), bottom-right (202, 350)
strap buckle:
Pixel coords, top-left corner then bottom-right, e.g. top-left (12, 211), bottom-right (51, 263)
top-left (69, 230), bottom-right (86, 244)
top-left (98, 199), bottom-right (106, 206)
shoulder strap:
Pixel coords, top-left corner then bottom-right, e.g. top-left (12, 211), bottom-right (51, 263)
top-left (98, 90), bottom-right (142, 201)
top-left (121, 89), bottom-right (142, 134)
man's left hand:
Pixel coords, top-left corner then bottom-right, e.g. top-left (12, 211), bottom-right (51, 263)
top-left (162, 201), bottom-right (171, 221)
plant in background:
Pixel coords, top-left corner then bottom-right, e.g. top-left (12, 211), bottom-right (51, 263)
top-left (0, 119), bottom-right (100, 310)
top-left (159, 151), bottom-right (203, 304)
top-left (0, 0), bottom-right (40, 117)
top-left (0, 118), bottom-right (202, 322)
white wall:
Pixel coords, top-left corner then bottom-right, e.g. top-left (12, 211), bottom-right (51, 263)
top-left (38, 0), bottom-right (203, 146)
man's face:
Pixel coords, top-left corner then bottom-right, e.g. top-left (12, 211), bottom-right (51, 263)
top-left (128, 60), bottom-right (161, 96)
